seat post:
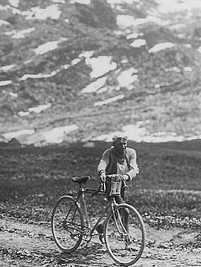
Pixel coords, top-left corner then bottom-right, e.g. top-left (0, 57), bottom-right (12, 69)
top-left (111, 196), bottom-right (117, 207)
top-left (79, 185), bottom-right (91, 228)
top-left (80, 183), bottom-right (85, 192)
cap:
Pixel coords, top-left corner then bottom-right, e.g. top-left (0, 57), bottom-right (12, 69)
top-left (112, 135), bottom-right (128, 143)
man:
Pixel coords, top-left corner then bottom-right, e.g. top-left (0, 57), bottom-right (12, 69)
top-left (98, 135), bottom-right (139, 195)
top-left (96, 135), bottom-right (139, 242)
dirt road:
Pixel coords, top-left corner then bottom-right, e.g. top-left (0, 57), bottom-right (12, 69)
top-left (0, 143), bottom-right (201, 266)
top-left (0, 216), bottom-right (200, 267)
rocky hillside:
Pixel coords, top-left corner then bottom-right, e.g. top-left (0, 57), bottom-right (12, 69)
top-left (1, 0), bottom-right (201, 145)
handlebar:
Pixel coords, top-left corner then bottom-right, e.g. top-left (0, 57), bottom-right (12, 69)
top-left (74, 174), bottom-right (123, 196)
top-left (99, 174), bottom-right (124, 195)
top-left (88, 176), bottom-right (116, 196)
top-left (101, 174), bottom-right (123, 183)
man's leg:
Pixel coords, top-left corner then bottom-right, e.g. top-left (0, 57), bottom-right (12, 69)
top-left (96, 197), bottom-right (111, 243)
top-left (115, 195), bottom-right (129, 232)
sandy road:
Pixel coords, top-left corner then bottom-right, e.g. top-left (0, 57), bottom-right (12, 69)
top-left (0, 217), bottom-right (200, 267)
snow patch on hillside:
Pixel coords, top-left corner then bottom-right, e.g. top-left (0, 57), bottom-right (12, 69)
top-left (2, 125), bottom-right (79, 145)
top-left (197, 46), bottom-right (201, 53)
top-left (34, 38), bottom-right (66, 55)
top-left (71, 0), bottom-right (91, 4)
top-left (107, 0), bottom-right (139, 8)
top-left (20, 71), bottom-right (58, 81)
top-left (9, 92), bottom-right (18, 98)
top-left (114, 0), bottom-right (201, 30)
top-left (184, 67), bottom-right (192, 72)
top-left (169, 23), bottom-right (186, 31)
top-left (79, 51), bottom-right (94, 58)
top-left (130, 39), bottom-right (146, 48)
top-left (24, 5), bottom-right (61, 20)
top-left (71, 50), bottom-right (94, 65)
top-left (0, 5), bottom-right (20, 14)
top-left (0, 81), bottom-right (12, 86)
top-left (156, 0), bottom-right (201, 14)
top-left (81, 76), bottom-right (107, 93)
top-left (0, 20), bottom-right (10, 26)
top-left (71, 58), bottom-right (81, 65)
top-left (149, 42), bottom-right (175, 53)
top-left (165, 66), bottom-right (181, 73)
top-left (127, 32), bottom-right (143, 39)
top-left (18, 111), bottom-right (29, 117)
top-left (117, 68), bottom-right (138, 89)
top-left (8, 0), bottom-right (19, 8)
top-left (40, 125), bottom-right (78, 144)
top-left (94, 124), bottom-right (195, 143)
top-left (29, 103), bottom-right (51, 114)
top-left (18, 103), bottom-right (51, 117)
top-left (2, 90), bottom-right (18, 98)
top-left (78, 67), bottom-right (138, 93)
top-left (52, 0), bottom-right (65, 3)
top-left (94, 94), bottom-right (124, 106)
top-left (19, 64), bottom-right (71, 81)
top-left (117, 15), bottom-right (167, 29)
top-left (3, 129), bottom-right (35, 140)
top-left (85, 56), bottom-right (117, 79)
top-left (117, 15), bottom-right (136, 28)
top-left (5, 28), bottom-right (35, 39)
top-left (0, 65), bottom-right (15, 72)
top-left (0, 4), bottom-right (62, 20)
top-left (71, 51), bottom-right (94, 66)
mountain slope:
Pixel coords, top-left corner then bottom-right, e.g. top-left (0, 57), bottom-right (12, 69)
top-left (1, 0), bottom-right (201, 145)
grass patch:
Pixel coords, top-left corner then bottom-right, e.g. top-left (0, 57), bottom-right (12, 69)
top-left (0, 140), bottom-right (201, 228)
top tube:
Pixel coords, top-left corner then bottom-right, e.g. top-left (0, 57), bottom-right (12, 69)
top-left (72, 174), bottom-right (123, 197)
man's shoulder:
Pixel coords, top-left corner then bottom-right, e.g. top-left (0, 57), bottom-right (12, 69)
top-left (102, 147), bottom-right (113, 156)
top-left (126, 147), bottom-right (137, 155)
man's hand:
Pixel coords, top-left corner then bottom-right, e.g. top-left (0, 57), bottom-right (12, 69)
top-left (121, 174), bottom-right (130, 181)
top-left (99, 170), bottom-right (106, 183)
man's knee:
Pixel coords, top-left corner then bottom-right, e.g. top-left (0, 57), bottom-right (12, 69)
top-left (115, 195), bottom-right (125, 204)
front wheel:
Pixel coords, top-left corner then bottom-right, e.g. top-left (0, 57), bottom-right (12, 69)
top-left (51, 195), bottom-right (84, 253)
top-left (104, 203), bottom-right (145, 266)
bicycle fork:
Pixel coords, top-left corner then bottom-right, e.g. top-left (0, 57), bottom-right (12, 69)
top-left (111, 203), bottom-right (130, 248)
top-left (63, 198), bottom-right (81, 238)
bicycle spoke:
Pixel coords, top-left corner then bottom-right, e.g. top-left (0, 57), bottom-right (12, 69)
top-left (105, 204), bottom-right (145, 266)
top-left (51, 196), bottom-right (84, 252)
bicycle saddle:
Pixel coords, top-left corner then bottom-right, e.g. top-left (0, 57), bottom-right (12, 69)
top-left (72, 176), bottom-right (90, 184)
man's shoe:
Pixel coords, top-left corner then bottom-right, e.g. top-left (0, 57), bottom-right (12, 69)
top-left (99, 233), bottom-right (104, 244)
top-left (96, 223), bottom-right (104, 244)
top-left (125, 235), bottom-right (132, 249)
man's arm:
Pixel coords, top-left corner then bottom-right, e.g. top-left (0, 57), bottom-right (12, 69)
top-left (125, 149), bottom-right (139, 181)
top-left (97, 149), bottom-right (110, 176)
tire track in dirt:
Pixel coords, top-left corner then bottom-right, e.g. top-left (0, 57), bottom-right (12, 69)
top-left (139, 189), bottom-right (201, 195)
top-left (0, 217), bottom-right (114, 266)
top-left (0, 217), bottom-right (200, 266)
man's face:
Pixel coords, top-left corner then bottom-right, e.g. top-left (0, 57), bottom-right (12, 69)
top-left (113, 138), bottom-right (127, 154)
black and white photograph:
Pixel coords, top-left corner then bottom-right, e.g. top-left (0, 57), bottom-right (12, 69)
top-left (0, 0), bottom-right (201, 266)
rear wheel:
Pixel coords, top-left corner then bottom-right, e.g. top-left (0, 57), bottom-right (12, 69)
top-left (104, 203), bottom-right (145, 266)
top-left (51, 196), bottom-right (84, 252)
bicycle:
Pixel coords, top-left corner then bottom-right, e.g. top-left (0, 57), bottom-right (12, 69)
top-left (51, 174), bottom-right (145, 266)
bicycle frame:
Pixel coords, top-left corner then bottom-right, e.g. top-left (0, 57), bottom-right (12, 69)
top-left (72, 183), bottom-right (119, 241)
top-left (52, 176), bottom-right (145, 266)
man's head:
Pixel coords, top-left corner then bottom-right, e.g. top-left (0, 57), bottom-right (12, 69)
top-left (112, 135), bottom-right (128, 156)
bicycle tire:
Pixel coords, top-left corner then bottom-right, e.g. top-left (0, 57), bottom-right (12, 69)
top-left (104, 203), bottom-right (145, 266)
top-left (51, 195), bottom-right (84, 253)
